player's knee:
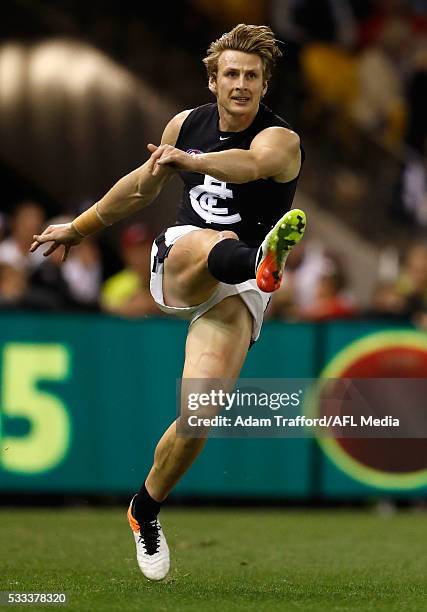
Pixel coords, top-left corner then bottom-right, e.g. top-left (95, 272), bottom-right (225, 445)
top-left (217, 230), bottom-right (239, 242)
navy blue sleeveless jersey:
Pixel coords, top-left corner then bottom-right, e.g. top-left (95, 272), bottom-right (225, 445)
top-left (174, 102), bottom-right (304, 247)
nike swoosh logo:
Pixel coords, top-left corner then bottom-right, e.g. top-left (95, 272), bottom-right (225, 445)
top-left (219, 136), bottom-right (230, 140)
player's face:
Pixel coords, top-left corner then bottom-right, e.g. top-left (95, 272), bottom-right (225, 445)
top-left (210, 50), bottom-right (267, 118)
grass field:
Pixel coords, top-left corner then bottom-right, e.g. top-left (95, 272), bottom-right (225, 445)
top-left (1, 507), bottom-right (426, 611)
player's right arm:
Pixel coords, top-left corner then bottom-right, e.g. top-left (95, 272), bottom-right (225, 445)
top-left (30, 109), bottom-right (191, 261)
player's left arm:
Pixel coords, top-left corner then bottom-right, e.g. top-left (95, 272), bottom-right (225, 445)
top-left (151, 127), bottom-right (301, 184)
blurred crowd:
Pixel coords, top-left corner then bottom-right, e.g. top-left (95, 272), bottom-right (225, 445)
top-left (1, 199), bottom-right (427, 330)
top-left (269, 0), bottom-right (426, 147)
top-left (267, 0), bottom-right (427, 233)
top-left (0, 201), bottom-right (156, 318)
top-left (267, 239), bottom-right (427, 329)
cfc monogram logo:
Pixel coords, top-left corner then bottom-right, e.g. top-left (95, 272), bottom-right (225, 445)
top-left (189, 175), bottom-right (242, 224)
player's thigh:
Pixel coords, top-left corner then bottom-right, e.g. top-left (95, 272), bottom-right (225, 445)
top-left (163, 228), bottom-right (238, 307)
top-left (183, 295), bottom-right (252, 379)
top-left (180, 295), bottom-right (252, 433)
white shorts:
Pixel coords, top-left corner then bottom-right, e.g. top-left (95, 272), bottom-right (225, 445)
top-left (150, 225), bottom-right (271, 342)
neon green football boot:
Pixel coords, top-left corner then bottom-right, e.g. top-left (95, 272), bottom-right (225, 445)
top-left (256, 208), bottom-right (306, 293)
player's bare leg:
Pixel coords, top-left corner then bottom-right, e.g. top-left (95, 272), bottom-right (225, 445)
top-left (145, 294), bottom-right (253, 501)
top-left (128, 297), bottom-right (252, 580)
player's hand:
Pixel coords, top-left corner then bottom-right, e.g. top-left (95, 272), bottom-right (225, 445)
top-left (30, 222), bottom-right (83, 262)
top-left (147, 143), bottom-right (195, 176)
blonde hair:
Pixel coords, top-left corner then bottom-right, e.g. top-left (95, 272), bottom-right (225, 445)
top-left (203, 24), bottom-right (282, 84)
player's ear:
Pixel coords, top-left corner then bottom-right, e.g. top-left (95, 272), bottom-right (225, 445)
top-left (208, 76), bottom-right (217, 95)
top-left (262, 81), bottom-right (268, 98)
